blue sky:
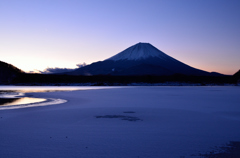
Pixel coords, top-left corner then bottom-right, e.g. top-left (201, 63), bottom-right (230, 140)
top-left (1, 0), bottom-right (240, 74)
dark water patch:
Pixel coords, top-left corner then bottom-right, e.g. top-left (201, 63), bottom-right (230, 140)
top-left (0, 98), bottom-right (20, 105)
top-left (0, 97), bottom-right (46, 106)
top-left (123, 111), bottom-right (135, 113)
top-left (194, 141), bottom-right (240, 158)
top-left (207, 90), bottom-right (223, 92)
top-left (96, 115), bottom-right (142, 121)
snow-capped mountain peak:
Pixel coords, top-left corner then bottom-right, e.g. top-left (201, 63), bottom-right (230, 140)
top-left (69, 42), bottom-right (215, 76)
top-left (107, 42), bottom-right (168, 61)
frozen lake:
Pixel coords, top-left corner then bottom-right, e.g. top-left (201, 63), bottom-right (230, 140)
top-left (0, 86), bottom-right (239, 158)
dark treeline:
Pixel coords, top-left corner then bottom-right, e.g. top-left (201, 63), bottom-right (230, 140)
top-left (11, 73), bottom-right (238, 85)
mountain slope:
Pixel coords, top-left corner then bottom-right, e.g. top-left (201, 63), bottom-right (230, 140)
top-left (0, 61), bottom-right (24, 83)
top-left (69, 43), bottom-right (219, 76)
top-left (233, 69), bottom-right (240, 79)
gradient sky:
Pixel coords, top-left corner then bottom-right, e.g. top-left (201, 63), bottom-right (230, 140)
top-left (1, 0), bottom-right (240, 75)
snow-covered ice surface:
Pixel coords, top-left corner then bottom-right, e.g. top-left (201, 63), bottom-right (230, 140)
top-left (0, 86), bottom-right (240, 158)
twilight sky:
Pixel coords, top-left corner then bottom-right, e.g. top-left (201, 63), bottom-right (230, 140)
top-left (0, 0), bottom-right (239, 75)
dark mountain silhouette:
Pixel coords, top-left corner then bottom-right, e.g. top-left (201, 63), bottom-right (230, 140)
top-left (68, 42), bottom-right (222, 76)
top-left (0, 61), bottom-right (24, 83)
top-left (0, 44), bottom-right (236, 85)
top-left (233, 69), bottom-right (240, 79)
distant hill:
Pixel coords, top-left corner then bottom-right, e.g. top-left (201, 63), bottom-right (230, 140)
top-left (0, 61), bottom-right (24, 83)
top-left (233, 69), bottom-right (240, 79)
top-left (67, 43), bottom-right (223, 76)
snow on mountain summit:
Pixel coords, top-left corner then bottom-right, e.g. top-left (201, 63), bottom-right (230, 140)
top-left (107, 42), bottom-right (169, 61)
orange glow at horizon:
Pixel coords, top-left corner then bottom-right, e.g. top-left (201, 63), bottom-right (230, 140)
top-left (1, 97), bottom-right (46, 106)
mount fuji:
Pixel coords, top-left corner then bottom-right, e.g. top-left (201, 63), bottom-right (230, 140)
top-left (68, 43), bottom-right (219, 76)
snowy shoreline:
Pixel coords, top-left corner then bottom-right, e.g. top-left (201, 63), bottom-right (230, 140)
top-left (3, 81), bottom-right (240, 86)
top-left (0, 86), bottom-right (240, 158)
top-left (0, 86), bottom-right (117, 110)
top-left (0, 97), bottom-right (67, 110)
top-left (0, 89), bottom-right (67, 110)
